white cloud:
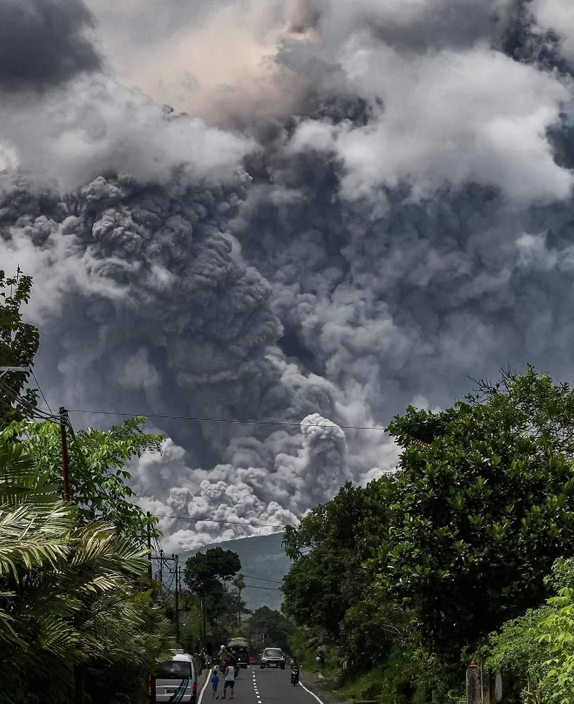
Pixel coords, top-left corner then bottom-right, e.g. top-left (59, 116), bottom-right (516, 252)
top-left (531, 0), bottom-right (574, 63)
top-left (0, 76), bottom-right (255, 192)
top-left (288, 40), bottom-right (573, 203)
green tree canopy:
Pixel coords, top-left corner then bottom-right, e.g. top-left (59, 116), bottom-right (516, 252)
top-left (282, 481), bottom-right (391, 643)
top-left (0, 429), bottom-right (172, 704)
top-left (4, 417), bottom-right (163, 542)
top-left (0, 269), bottom-right (40, 428)
top-left (0, 270), bottom-right (171, 703)
top-left (378, 366), bottom-right (574, 660)
top-left (484, 557), bottom-right (574, 704)
top-left (184, 547), bottom-right (241, 598)
top-left (248, 606), bottom-right (294, 653)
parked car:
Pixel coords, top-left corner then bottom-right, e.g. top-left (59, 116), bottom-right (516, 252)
top-left (260, 648), bottom-right (286, 669)
top-left (150, 651), bottom-right (199, 703)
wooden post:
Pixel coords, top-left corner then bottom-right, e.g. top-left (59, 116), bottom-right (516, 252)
top-left (495, 671), bottom-right (503, 703)
top-left (146, 512), bottom-right (152, 580)
top-left (174, 554), bottom-right (180, 646)
top-left (60, 407), bottom-right (70, 502)
top-left (467, 663), bottom-right (481, 704)
top-left (481, 664), bottom-right (491, 704)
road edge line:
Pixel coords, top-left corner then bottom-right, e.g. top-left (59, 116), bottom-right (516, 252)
top-left (299, 679), bottom-right (326, 704)
top-left (197, 666), bottom-right (211, 704)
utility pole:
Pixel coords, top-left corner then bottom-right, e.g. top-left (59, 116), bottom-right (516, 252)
top-left (202, 597), bottom-right (207, 648)
top-left (146, 512), bottom-right (152, 581)
top-left (59, 407), bottom-right (70, 502)
top-left (159, 549), bottom-right (164, 587)
top-left (174, 554), bottom-right (180, 646)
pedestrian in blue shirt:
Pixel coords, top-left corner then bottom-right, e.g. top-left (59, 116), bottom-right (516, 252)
top-left (211, 668), bottom-right (220, 700)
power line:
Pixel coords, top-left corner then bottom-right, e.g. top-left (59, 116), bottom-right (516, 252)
top-left (241, 574), bottom-right (283, 584)
top-left (68, 407), bottom-right (388, 432)
top-left (243, 583), bottom-right (282, 592)
top-left (30, 369), bottom-right (54, 416)
top-left (0, 377), bottom-right (58, 423)
top-left (159, 515), bottom-right (291, 529)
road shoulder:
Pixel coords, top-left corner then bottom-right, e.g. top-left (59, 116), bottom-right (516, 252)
top-left (299, 671), bottom-right (353, 704)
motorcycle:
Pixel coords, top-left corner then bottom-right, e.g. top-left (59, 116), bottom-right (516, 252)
top-left (290, 665), bottom-right (300, 686)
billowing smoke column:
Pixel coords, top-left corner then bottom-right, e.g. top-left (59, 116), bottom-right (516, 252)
top-left (1, 0), bottom-right (574, 549)
top-left (134, 413), bottom-right (349, 550)
top-left (0, 0), bottom-right (101, 92)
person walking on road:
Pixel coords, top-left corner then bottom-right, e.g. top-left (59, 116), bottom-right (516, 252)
top-left (211, 668), bottom-right (220, 700)
top-left (222, 662), bottom-right (235, 700)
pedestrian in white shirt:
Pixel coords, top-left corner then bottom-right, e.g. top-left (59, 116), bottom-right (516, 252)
top-left (222, 663), bottom-right (235, 700)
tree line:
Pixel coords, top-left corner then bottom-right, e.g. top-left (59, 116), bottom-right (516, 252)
top-left (281, 366), bottom-right (574, 704)
top-left (178, 546), bottom-right (294, 656)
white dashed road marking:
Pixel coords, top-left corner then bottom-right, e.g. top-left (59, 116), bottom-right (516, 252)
top-left (252, 669), bottom-right (262, 701)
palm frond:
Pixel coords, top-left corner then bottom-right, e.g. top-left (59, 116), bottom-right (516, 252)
top-left (0, 503), bottom-right (73, 579)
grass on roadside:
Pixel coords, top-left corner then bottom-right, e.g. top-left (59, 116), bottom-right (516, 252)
top-left (334, 667), bottom-right (388, 702)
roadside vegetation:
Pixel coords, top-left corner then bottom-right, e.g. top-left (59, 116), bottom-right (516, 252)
top-left (282, 366), bottom-right (574, 704)
top-left (180, 545), bottom-right (295, 656)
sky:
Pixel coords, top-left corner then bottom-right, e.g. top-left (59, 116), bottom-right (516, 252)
top-left (1, 0), bottom-right (574, 552)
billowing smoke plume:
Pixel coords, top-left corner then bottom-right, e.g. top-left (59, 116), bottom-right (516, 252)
top-left (134, 414), bottom-right (348, 551)
top-left (2, 0), bottom-right (574, 549)
top-left (0, 0), bottom-right (101, 91)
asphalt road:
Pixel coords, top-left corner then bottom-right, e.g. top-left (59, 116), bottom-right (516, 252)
top-left (200, 666), bottom-right (322, 704)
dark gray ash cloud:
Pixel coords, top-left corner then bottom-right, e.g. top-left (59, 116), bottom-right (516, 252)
top-left (0, 0), bottom-right (101, 91)
top-left (1, 0), bottom-right (574, 551)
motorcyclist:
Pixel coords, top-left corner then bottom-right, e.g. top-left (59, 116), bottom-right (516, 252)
top-left (228, 651), bottom-right (239, 678)
top-left (218, 645), bottom-right (228, 672)
top-left (290, 656), bottom-right (300, 685)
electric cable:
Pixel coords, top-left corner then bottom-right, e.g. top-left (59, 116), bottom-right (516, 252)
top-left (30, 369), bottom-right (54, 416)
top-left (159, 515), bottom-right (291, 528)
top-left (243, 584), bottom-right (282, 591)
top-left (68, 407), bottom-right (388, 432)
top-left (241, 574), bottom-right (282, 584)
top-left (0, 377), bottom-right (59, 422)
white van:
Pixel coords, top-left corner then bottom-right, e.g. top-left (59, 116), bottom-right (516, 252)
top-left (151, 652), bottom-right (198, 703)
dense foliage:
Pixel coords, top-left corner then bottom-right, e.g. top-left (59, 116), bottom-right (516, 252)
top-left (0, 269), bottom-right (39, 428)
top-left (0, 429), bottom-right (172, 704)
top-left (183, 547), bottom-right (247, 647)
top-left (282, 367), bottom-right (574, 703)
top-left (248, 606), bottom-right (294, 653)
top-left (485, 557), bottom-right (574, 704)
top-left (5, 417), bottom-right (163, 541)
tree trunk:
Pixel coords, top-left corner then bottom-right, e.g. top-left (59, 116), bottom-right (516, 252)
top-left (74, 665), bottom-right (86, 704)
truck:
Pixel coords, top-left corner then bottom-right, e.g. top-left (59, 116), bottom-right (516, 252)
top-left (227, 637), bottom-right (250, 669)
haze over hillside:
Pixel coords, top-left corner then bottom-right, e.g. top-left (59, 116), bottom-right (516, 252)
top-left (184, 532), bottom-right (291, 611)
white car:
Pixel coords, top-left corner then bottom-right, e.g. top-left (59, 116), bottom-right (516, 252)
top-left (151, 652), bottom-right (199, 703)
